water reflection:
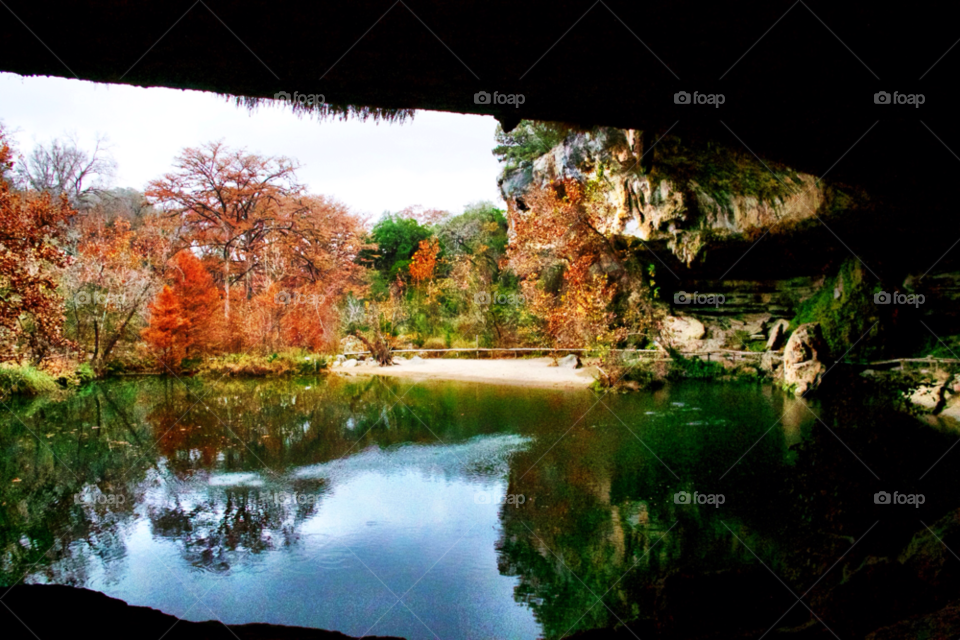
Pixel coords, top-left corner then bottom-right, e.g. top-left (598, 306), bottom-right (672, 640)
top-left (2, 375), bottom-right (959, 638)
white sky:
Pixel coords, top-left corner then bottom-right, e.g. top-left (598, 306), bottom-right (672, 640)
top-left (0, 72), bottom-right (505, 219)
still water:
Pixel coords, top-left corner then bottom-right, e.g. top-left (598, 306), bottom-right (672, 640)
top-left (0, 375), bottom-right (952, 638)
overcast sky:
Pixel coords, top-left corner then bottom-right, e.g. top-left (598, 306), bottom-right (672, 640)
top-left (0, 72), bottom-right (504, 219)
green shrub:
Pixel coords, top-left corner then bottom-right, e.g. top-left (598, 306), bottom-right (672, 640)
top-left (668, 355), bottom-right (726, 380)
top-left (75, 363), bottom-right (97, 384)
top-left (0, 364), bottom-right (59, 398)
top-left (791, 259), bottom-right (883, 361)
top-left (199, 350), bottom-right (328, 377)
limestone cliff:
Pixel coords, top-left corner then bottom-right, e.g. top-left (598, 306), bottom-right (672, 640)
top-left (498, 126), bottom-right (843, 266)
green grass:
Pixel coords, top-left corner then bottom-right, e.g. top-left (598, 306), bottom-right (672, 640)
top-left (0, 364), bottom-right (59, 399)
top-left (198, 350), bottom-right (328, 377)
top-left (668, 355), bottom-right (727, 380)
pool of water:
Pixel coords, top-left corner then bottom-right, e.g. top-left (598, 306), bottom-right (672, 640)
top-left (1, 375), bottom-right (958, 638)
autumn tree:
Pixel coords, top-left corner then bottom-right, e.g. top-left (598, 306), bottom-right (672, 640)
top-left (15, 133), bottom-right (116, 209)
top-left (0, 126), bottom-right (77, 363)
top-left (409, 238), bottom-right (440, 282)
top-left (396, 204), bottom-right (449, 226)
top-left (166, 250), bottom-right (222, 355)
top-left (65, 211), bottom-right (173, 371)
top-left (141, 286), bottom-right (186, 371)
top-left (246, 195), bottom-right (368, 352)
top-left (141, 250), bottom-right (222, 370)
top-left (508, 177), bottom-right (658, 348)
top-left (146, 142), bottom-right (302, 322)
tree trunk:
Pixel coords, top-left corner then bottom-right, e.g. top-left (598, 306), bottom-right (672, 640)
top-left (223, 254), bottom-right (231, 321)
top-left (350, 330), bottom-right (393, 366)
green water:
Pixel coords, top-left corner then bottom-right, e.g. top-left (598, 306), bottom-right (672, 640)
top-left (0, 375), bottom-right (948, 638)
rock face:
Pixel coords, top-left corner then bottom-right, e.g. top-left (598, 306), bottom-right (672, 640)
top-left (499, 127), bottom-right (827, 266)
top-left (663, 315), bottom-right (706, 349)
top-left (910, 383), bottom-right (947, 413)
top-left (2, 584), bottom-right (402, 640)
top-left (557, 354), bottom-right (582, 369)
top-left (765, 318), bottom-right (791, 350)
top-left (782, 322), bottom-right (831, 395)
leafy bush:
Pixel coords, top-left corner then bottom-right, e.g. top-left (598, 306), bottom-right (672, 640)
top-left (791, 259), bottom-right (883, 361)
top-left (492, 121), bottom-right (574, 170)
top-left (198, 350), bottom-right (327, 377)
top-left (0, 364), bottom-right (59, 398)
top-left (668, 355), bottom-right (726, 380)
top-left (75, 363), bottom-right (96, 383)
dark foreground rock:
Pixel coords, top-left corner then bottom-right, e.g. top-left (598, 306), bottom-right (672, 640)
top-left (1, 585), bottom-right (403, 640)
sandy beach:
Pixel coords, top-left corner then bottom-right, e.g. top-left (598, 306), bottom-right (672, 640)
top-left (333, 356), bottom-right (599, 389)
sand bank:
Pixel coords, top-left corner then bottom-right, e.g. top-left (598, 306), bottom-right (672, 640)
top-left (333, 357), bottom-right (598, 389)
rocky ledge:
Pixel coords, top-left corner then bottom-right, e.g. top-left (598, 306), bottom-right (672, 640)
top-left (1, 585), bottom-right (403, 640)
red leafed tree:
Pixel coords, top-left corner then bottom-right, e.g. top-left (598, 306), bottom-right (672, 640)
top-left (167, 250), bottom-right (223, 355)
top-left (396, 205), bottom-right (449, 226)
top-left (409, 238), bottom-right (440, 282)
top-left (145, 142), bottom-right (302, 322)
top-left (508, 178), bottom-right (623, 347)
top-left (141, 285), bottom-right (186, 371)
top-left (67, 213), bottom-right (168, 370)
top-left (0, 126), bottom-right (77, 363)
top-left (142, 251), bottom-right (222, 370)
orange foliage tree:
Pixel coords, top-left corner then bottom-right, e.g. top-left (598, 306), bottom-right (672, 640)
top-left (141, 285), bottom-right (186, 371)
top-left (508, 178), bottom-right (626, 347)
top-left (66, 212), bottom-right (173, 370)
top-left (166, 250), bottom-right (222, 354)
top-left (146, 142), bottom-right (302, 322)
top-left (147, 145), bottom-right (367, 353)
top-left (0, 126), bottom-right (77, 363)
top-left (141, 250), bottom-right (222, 370)
top-left (409, 238), bottom-right (440, 282)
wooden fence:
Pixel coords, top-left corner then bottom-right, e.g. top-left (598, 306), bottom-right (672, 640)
top-left (341, 346), bottom-right (781, 364)
top-left (340, 348), bottom-right (960, 370)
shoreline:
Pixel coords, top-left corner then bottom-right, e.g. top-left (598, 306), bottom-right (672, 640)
top-left (333, 356), bottom-right (598, 389)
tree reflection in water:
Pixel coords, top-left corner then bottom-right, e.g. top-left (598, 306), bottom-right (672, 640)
top-left (4, 375), bottom-right (960, 639)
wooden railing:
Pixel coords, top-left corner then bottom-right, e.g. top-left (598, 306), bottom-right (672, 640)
top-left (341, 347), bottom-right (782, 362)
